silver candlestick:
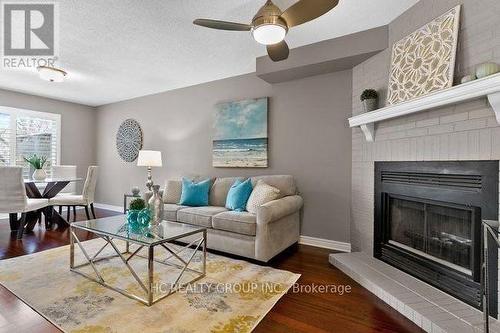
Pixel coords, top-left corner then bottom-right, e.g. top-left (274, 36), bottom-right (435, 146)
top-left (146, 166), bottom-right (153, 191)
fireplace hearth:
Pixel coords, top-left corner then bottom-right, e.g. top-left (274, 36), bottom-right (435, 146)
top-left (374, 161), bottom-right (499, 316)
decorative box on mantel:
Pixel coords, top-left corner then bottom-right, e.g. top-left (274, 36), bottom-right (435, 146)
top-left (349, 72), bottom-right (500, 142)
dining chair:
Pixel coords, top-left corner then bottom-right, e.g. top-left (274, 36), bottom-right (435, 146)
top-left (49, 166), bottom-right (98, 222)
top-left (0, 166), bottom-right (49, 239)
top-left (51, 165), bottom-right (77, 217)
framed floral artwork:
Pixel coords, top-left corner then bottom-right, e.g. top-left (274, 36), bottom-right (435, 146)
top-left (387, 5), bottom-right (461, 105)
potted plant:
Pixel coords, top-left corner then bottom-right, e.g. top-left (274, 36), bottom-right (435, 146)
top-left (127, 198), bottom-right (150, 232)
top-left (23, 154), bottom-right (48, 181)
top-left (360, 89), bottom-right (379, 112)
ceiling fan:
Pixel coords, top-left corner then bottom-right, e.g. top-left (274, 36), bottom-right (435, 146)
top-left (193, 0), bottom-right (340, 62)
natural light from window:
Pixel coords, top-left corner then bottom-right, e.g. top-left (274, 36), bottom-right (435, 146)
top-left (0, 107), bottom-right (61, 178)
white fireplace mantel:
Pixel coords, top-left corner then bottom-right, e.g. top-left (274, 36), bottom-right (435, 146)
top-left (349, 72), bottom-right (500, 142)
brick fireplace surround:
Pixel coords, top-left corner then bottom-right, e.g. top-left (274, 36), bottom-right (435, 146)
top-left (340, 0), bottom-right (500, 332)
top-left (351, 0), bottom-right (500, 253)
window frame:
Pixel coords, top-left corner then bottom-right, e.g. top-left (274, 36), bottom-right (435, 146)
top-left (0, 106), bottom-right (61, 168)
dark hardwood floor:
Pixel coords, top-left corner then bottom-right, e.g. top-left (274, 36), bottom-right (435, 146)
top-left (0, 208), bottom-right (423, 333)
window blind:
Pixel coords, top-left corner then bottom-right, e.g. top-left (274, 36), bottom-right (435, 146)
top-left (0, 107), bottom-right (60, 179)
top-left (15, 116), bottom-right (58, 178)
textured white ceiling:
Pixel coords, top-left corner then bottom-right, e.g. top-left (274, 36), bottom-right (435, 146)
top-left (0, 0), bottom-right (419, 106)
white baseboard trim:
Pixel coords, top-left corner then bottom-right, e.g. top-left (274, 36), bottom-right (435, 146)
top-left (299, 235), bottom-right (351, 252)
top-left (93, 203), bottom-right (352, 253)
top-left (94, 203), bottom-right (123, 212)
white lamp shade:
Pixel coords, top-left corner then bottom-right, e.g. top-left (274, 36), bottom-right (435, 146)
top-left (137, 150), bottom-right (162, 167)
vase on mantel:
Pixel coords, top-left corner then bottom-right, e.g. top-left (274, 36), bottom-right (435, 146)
top-left (360, 89), bottom-right (379, 113)
top-left (363, 98), bottom-right (378, 112)
top-left (32, 169), bottom-right (47, 181)
top-left (476, 62), bottom-right (499, 79)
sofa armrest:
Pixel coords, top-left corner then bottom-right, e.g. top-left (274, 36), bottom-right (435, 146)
top-left (257, 195), bottom-right (303, 224)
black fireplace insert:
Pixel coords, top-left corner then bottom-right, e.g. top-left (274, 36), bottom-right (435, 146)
top-left (374, 161), bottom-right (498, 316)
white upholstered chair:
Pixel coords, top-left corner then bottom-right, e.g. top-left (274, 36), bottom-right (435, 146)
top-left (49, 166), bottom-right (98, 221)
top-left (51, 165), bottom-right (77, 194)
top-left (51, 165), bottom-right (77, 217)
top-left (0, 166), bottom-right (49, 239)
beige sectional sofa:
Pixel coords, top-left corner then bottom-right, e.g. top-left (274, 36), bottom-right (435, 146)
top-left (154, 175), bottom-right (303, 262)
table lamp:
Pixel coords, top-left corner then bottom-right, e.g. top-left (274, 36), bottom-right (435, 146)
top-left (137, 150), bottom-right (162, 191)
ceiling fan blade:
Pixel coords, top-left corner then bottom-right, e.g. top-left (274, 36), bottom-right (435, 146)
top-left (193, 19), bottom-right (252, 31)
top-left (267, 41), bottom-right (289, 62)
top-left (280, 0), bottom-right (339, 28)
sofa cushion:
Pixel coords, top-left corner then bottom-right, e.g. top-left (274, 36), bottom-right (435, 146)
top-left (163, 203), bottom-right (187, 221)
top-left (209, 177), bottom-right (243, 207)
top-left (162, 180), bottom-right (182, 204)
top-left (212, 211), bottom-right (257, 236)
top-left (225, 178), bottom-right (253, 211)
top-left (177, 206), bottom-right (228, 228)
top-left (179, 178), bottom-right (212, 206)
top-left (246, 180), bottom-right (280, 214)
top-left (250, 175), bottom-right (296, 198)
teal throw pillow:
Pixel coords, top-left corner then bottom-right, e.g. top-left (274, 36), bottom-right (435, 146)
top-left (179, 178), bottom-right (211, 206)
top-left (225, 178), bottom-right (253, 212)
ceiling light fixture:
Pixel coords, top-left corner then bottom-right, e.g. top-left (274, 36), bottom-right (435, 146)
top-left (37, 66), bottom-right (67, 82)
top-left (251, 1), bottom-right (288, 45)
top-left (252, 24), bottom-right (287, 45)
top-left (193, 0), bottom-right (340, 62)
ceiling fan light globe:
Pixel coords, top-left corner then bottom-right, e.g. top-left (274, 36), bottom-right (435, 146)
top-left (252, 24), bottom-right (286, 45)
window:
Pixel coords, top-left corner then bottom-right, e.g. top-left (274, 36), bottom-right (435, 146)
top-left (0, 107), bottom-right (61, 178)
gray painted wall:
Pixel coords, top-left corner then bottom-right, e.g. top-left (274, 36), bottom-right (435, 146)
top-left (0, 89), bottom-right (97, 192)
top-left (96, 70), bottom-right (352, 242)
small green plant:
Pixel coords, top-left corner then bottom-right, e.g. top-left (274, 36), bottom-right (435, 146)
top-left (360, 89), bottom-right (378, 101)
top-left (129, 198), bottom-right (146, 211)
top-left (23, 154), bottom-right (47, 170)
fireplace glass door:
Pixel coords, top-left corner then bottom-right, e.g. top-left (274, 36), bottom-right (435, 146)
top-left (375, 161), bottom-right (498, 313)
top-left (387, 195), bottom-right (477, 275)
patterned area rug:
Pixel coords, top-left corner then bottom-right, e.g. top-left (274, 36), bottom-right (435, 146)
top-left (0, 239), bottom-right (300, 333)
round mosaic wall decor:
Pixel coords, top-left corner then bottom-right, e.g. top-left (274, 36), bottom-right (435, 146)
top-left (116, 119), bottom-right (143, 162)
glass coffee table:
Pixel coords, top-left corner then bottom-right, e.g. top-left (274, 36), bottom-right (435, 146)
top-left (70, 215), bottom-right (207, 306)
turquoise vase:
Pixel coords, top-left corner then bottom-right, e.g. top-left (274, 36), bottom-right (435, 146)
top-left (127, 209), bottom-right (150, 233)
top-left (126, 209), bottom-right (139, 224)
top-left (137, 208), bottom-right (151, 228)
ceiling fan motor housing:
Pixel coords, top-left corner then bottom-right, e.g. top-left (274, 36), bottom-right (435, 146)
top-left (252, 1), bottom-right (288, 35)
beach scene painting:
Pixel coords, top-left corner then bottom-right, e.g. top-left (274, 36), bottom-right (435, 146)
top-left (213, 97), bottom-right (268, 168)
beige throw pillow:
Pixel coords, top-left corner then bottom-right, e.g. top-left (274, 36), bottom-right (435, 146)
top-left (246, 180), bottom-right (280, 214)
top-left (162, 180), bottom-right (182, 204)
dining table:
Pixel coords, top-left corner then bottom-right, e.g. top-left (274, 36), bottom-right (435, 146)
top-left (9, 177), bottom-right (82, 233)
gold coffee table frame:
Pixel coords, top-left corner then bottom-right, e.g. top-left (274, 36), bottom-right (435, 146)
top-left (70, 217), bottom-right (207, 306)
